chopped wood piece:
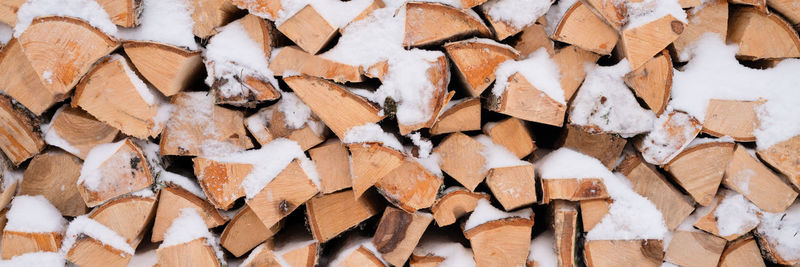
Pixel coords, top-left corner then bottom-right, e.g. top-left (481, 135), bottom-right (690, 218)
top-left (486, 164), bottom-right (537, 210)
top-left (338, 245), bottom-right (386, 267)
top-left (123, 41), bottom-right (204, 96)
top-left (397, 54), bottom-right (451, 135)
top-left (694, 194), bottom-right (757, 240)
top-left (757, 135), bottom-right (800, 190)
top-left (621, 15), bottom-right (685, 70)
top-left (431, 188), bottom-right (490, 226)
top-left (556, 124), bottom-right (626, 170)
top-left (409, 254), bottom-right (445, 267)
top-left (270, 46), bottom-right (363, 83)
top-left (349, 143), bottom-right (404, 198)
top-left (725, 144), bottom-right (798, 212)
top-left (484, 118), bottom-right (534, 158)
top-left (444, 39), bottom-right (520, 97)
top-left (244, 103), bottom-right (326, 151)
top-left (718, 236), bottom-right (766, 267)
top-left (0, 95), bottom-right (45, 166)
top-left (702, 99), bottom-right (762, 141)
top-left (673, 0), bottom-right (728, 59)
top-left (636, 110), bottom-right (702, 165)
top-left (88, 196), bottom-right (157, 246)
top-left (21, 151), bottom-right (87, 216)
top-left (231, 0), bottom-right (281, 20)
top-left (728, 6), bottom-right (800, 59)
top-left (277, 5), bottom-right (337, 54)
top-left (373, 207), bottom-right (433, 266)
top-left (247, 160), bottom-right (320, 230)
top-left (285, 75), bottom-right (383, 138)
top-left (616, 152), bottom-right (695, 230)
top-left (580, 198), bottom-right (612, 232)
top-left (429, 98), bottom-right (482, 135)
top-left (552, 200), bottom-right (578, 267)
top-left (552, 45), bottom-right (601, 100)
top-left (157, 238), bottom-right (220, 267)
top-left (402, 2), bottom-right (491, 47)
top-left (96, 0), bottom-right (141, 27)
top-left (678, 0), bottom-right (702, 8)
top-left (160, 92), bottom-right (254, 156)
top-left (664, 142), bottom-right (734, 206)
top-left (347, 0), bottom-right (386, 27)
top-left (45, 106), bottom-right (119, 159)
top-left (192, 158), bottom-right (250, 210)
top-left (513, 23), bottom-right (554, 56)
top-left (73, 54), bottom-right (168, 139)
top-left (276, 240), bottom-right (319, 267)
top-left (664, 230), bottom-right (726, 267)
top-left (151, 186), bottom-right (227, 242)
top-left (582, 0), bottom-right (626, 30)
top-left (66, 236), bottom-right (132, 267)
top-left (541, 178), bottom-right (609, 203)
top-left (0, 39), bottom-right (51, 115)
top-left (0, 0), bottom-right (23, 26)
top-left (584, 240), bottom-right (663, 267)
top-left (309, 139), bottom-right (352, 194)
top-left (376, 158), bottom-right (442, 212)
top-left (188, 0), bottom-right (240, 38)
top-left (730, 0), bottom-right (767, 10)
top-left (244, 237), bottom-right (319, 267)
top-left (433, 133), bottom-right (486, 191)
top-left (768, 0), bottom-right (800, 25)
top-left (306, 190), bottom-right (383, 242)
top-left (1, 231), bottom-right (62, 259)
top-left (488, 72), bottom-right (567, 126)
top-left (77, 139), bottom-right (153, 207)
top-left (12, 17), bottom-right (118, 115)
top-left (755, 229), bottom-right (799, 266)
top-left (221, 206), bottom-right (282, 257)
top-left (464, 217), bottom-right (534, 267)
top-left (623, 50), bottom-right (672, 115)
top-left (551, 2), bottom-right (619, 55)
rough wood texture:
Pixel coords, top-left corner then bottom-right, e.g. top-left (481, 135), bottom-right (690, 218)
top-left (45, 105), bottom-right (119, 159)
top-left (541, 178), bottom-right (609, 203)
top-left (21, 151), bottom-right (87, 216)
top-left (221, 206), bottom-right (282, 257)
top-left (580, 198), bottom-right (612, 232)
top-left (514, 23), bottom-right (554, 56)
top-left (444, 39), bottom-right (520, 97)
top-left (349, 143), bottom-right (404, 198)
top-left (584, 240), bottom-right (663, 267)
top-left (372, 207), bottom-right (433, 266)
top-left (0, 0), bottom-right (23, 26)
top-left (188, 0), bottom-right (240, 38)
top-left (484, 118), bottom-right (534, 158)
top-left (431, 188), bottom-right (490, 226)
top-left (552, 200), bottom-right (578, 267)
top-left (1, 231), bottom-right (62, 259)
top-left (76, 139), bottom-right (153, 207)
top-left (0, 39), bottom-right (51, 115)
top-left (486, 164), bottom-right (537, 211)
top-left (464, 217), bottom-right (534, 267)
top-left (123, 41), bottom-right (203, 96)
top-left (244, 103), bottom-right (326, 151)
top-left (694, 194), bottom-right (758, 240)
top-left (247, 160), bottom-right (320, 231)
top-left (433, 133), bottom-right (486, 191)
top-left (430, 98), bottom-right (482, 135)
top-left (481, 5), bottom-right (527, 40)
top-left (152, 186), bottom-right (227, 242)
top-left (623, 50), bottom-right (672, 115)
top-left (0, 95), bottom-right (45, 166)
top-left (551, 2), bottom-right (619, 55)
top-left (309, 139), bottom-right (352, 194)
top-left (66, 237), bottom-right (131, 267)
top-left (375, 158), bottom-right (442, 213)
top-left (673, 0), bottom-right (728, 58)
top-left (488, 72), bottom-right (567, 126)
top-left (88, 196), bottom-right (157, 246)
top-left (231, 0), bottom-right (281, 20)
top-left (96, 0), bottom-right (141, 27)
top-left (556, 124), bottom-right (626, 170)
top-left (664, 231), bottom-right (726, 267)
top-left (306, 190), bottom-right (383, 242)
top-left (702, 99), bottom-right (761, 141)
top-left (621, 15), bottom-right (685, 70)
top-left (718, 236), bottom-right (766, 267)
top-left (277, 5), bottom-right (337, 54)
top-left (403, 2), bottom-right (491, 47)
top-left (757, 135), bottom-right (800, 190)
top-left (724, 144), bottom-right (798, 212)
top-left (339, 246), bottom-right (386, 267)
top-left (270, 46), bottom-right (363, 83)
top-left (157, 238), bottom-right (220, 267)
top-left (768, 0), bottom-right (800, 25)
top-left (728, 6), bottom-right (800, 59)
top-left (664, 142), bottom-right (734, 206)
top-left (552, 45), bottom-right (601, 100)
top-left (192, 157), bottom-right (250, 210)
top-left (582, 0), bottom-right (625, 30)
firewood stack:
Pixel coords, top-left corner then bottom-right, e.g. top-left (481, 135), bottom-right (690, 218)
top-left (0, 0), bottom-right (799, 266)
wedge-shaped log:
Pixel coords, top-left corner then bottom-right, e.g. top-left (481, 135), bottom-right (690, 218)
top-left (484, 118), bottom-right (534, 158)
top-left (123, 41), bottom-right (203, 96)
top-left (96, 0), bottom-right (141, 27)
top-left (277, 5), bottom-right (336, 54)
top-left (464, 217), bottom-right (534, 267)
top-left (192, 158), bottom-right (249, 210)
top-left (244, 101), bottom-right (326, 151)
top-left (551, 2), bottom-right (618, 55)
top-left (376, 158), bottom-right (442, 212)
top-left (768, 0), bottom-right (800, 25)
top-left (270, 46), bottom-right (363, 83)
top-left (636, 110), bottom-right (702, 165)
top-left (77, 139), bottom-right (153, 207)
top-left (580, 199), bottom-right (612, 232)
top-left (623, 50), bottom-right (672, 115)
top-left (621, 15), bottom-right (685, 70)
top-left (718, 236), bottom-right (766, 267)
top-left (349, 143), bottom-right (404, 198)
top-left (231, 0), bottom-right (281, 20)
top-left (433, 133), bottom-right (486, 191)
top-left (673, 0), bottom-right (728, 59)
top-left (444, 38), bottom-right (520, 96)
top-left (584, 240), bottom-right (663, 267)
top-left (44, 106), bottom-right (118, 159)
top-left (247, 160), bottom-right (320, 230)
top-left (337, 244), bottom-right (386, 267)
top-left (724, 144), bottom-right (798, 212)
top-left (664, 231), bottom-right (726, 267)
top-left (486, 164), bottom-right (537, 210)
top-left (306, 190), bottom-right (383, 242)
top-left (664, 141), bottom-right (734, 206)
top-left (309, 139), bottom-right (352, 194)
top-left (552, 45), bottom-right (601, 100)
top-left (0, 95), bottom-right (45, 166)
top-left (582, 0), bottom-right (626, 30)
top-left (221, 206), bottom-right (282, 257)
top-left (187, 0), bottom-right (240, 38)
top-left (429, 98), bottom-right (482, 135)
top-left (0, 0), bottom-right (23, 26)
top-left (556, 124), bottom-right (626, 170)
top-left (403, 2), bottom-right (491, 47)
top-left (541, 178), bottom-right (609, 203)
top-left (694, 194), bottom-right (758, 240)
top-left (89, 196), bottom-right (157, 246)
top-left (157, 238), bottom-right (220, 267)
top-left (728, 6), bottom-right (800, 59)
top-left (0, 39), bottom-right (51, 115)
top-left (431, 188), bottom-right (490, 226)
top-left (21, 151), bottom-right (87, 216)
top-left (373, 207), bottom-right (433, 266)
top-left (242, 238), bottom-right (320, 267)
top-left (552, 200), bottom-right (578, 267)
top-left (1, 231), bottom-right (62, 259)
top-left (285, 75), bottom-right (383, 138)
top-left (514, 24), bottom-right (554, 56)
top-left (151, 186), bottom-right (227, 242)
top-left (487, 72), bottom-right (566, 126)
top-left (703, 99), bottom-right (761, 141)
top-left (757, 135), bottom-right (800, 190)
top-left (66, 237), bottom-right (132, 267)
top-left (401, 56), bottom-right (452, 135)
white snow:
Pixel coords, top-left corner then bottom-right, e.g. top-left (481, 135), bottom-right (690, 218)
top-left (413, 152), bottom-right (443, 178)
top-left (492, 48), bottom-right (565, 104)
top-left (0, 23), bottom-right (11, 45)
top-left (758, 200), bottom-right (800, 261)
top-left (127, 247), bottom-right (158, 267)
top-left (159, 171), bottom-right (206, 200)
top-left (671, 34), bottom-right (800, 149)
top-left (41, 106), bottom-right (81, 156)
top-left (278, 92), bottom-right (321, 132)
top-left (0, 252), bottom-right (64, 267)
top-left (638, 109), bottom-right (700, 164)
top-left (413, 238), bottom-right (476, 267)
top-left (133, 139), bottom-right (202, 198)
top-left (14, 0), bottom-right (118, 37)
top-left (408, 132), bottom-right (433, 158)
top-left (248, 0), bottom-right (374, 28)
top-left (570, 60), bottom-right (656, 137)
top-left (117, 0), bottom-right (198, 50)
top-left (481, 0), bottom-right (552, 29)
top-left (474, 135), bottom-right (529, 171)
top-left (342, 123), bottom-right (404, 151)
top-left (5, 195), bottom-right (66, 233)
top-left (464, 199), bottom-right (532, 230)
top-left (61, 215), bottom-right (135, 255)
top-left (160, 208), bottom-right (226, 263)
top-left (687, 136), bottom-right (734, 148)
top-left (77, 140), bottom-right (126, 192)
top-left (624, 0), bottom-right (687, 30)
top-left (714, 191), bottom-right (760, 237)
top-left (2, 169), bottom-right (22, 191)
top-left (544, 0), bottom-right (578, 35)
top-left (528, 230), bottom-right (557, 267)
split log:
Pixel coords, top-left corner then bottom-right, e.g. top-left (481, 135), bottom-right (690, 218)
top-left (88, 196), bottom-right (157, 246)
top-left (397, 54), bottom-right (451, 135)
top-left (556, 124), bottom-right (626, 170)
top-left (672, 0), bottom-right (728, 59)
top-left (335, 243), bottom-right (386, 267)
top-left (73, 54), bottom-right (168, 139)
top-left (483, 118), bottom-right (534, 158)
top-left (96, 0), bottom-right (142, 27)
top-left (277, 5), bottom-right (336, 54)
top-left (187, 0), bottom-right (240, 38)
top-left (757, 135), bottom-right (800, 190)
top-left (464, 217), bottom-right (534, 267)
top-left (432, 132), bottom-right (486, 191)
top-left (755, 229), bottom-right (799, 266)
top-left (244, 238), bottom-right (320, 267)
top-left (402, 2), bottom-right (491, 47)
top-left (11, 17), bottom-right (118, 115)
top-left (347, 0), bottom-right (386, 27)
top-left (621, 15), bottom-right (685, 70)
top-left (664, 231), bottom-right (727, 267)
top-left (0, 0), bottom-right (23, 26)
top-left (306, 190), bottom-right (384, 242)
top-left (246, 160), bottom-right (320, 230)
top-left (151, 186), bottom-right (227, 242)
top-left (270, 46), bottom-right (363, 83)
top-left (429, 98), bottom-right (482, 135)
top-left (444, 38), bottom-right (520, 97)
top-left (309, 139), bottom-right (352, 194)
top-left (728, 6), bottom-right (800, 59)
top-left (65, 236), bottom-right (132, 267)
top-left (349, 143), bottom-right (405, 198)
top-left (579, 198), bottom-right (612, 232)
top-left (702, 99), bottom-right (762, 141)
top-left (694, 194), bottom-right (757, 240)
top-left (664, 141), bottom-right (734, 206)
top-left (430, 188), bottom-right (490, 226)
top-left (584, 240), bottom-right (663, 267)
top-left (636, 110), bottom-right (702, 165)
top-left (363, 60), bottom-right (389, 80)
top-left (552, 200), bottom-right (578, 267)
top-left (730, 0), bottom-right (767, 10)
top-left (623, 50), bottom-right (672, 115)
top-left (551, 45), bottom-right (601, 100)
top-left (244, 98), bottom-right (326, 151)
top-left (1, 231), bottom-right (62, 259)
top-left (486, 164), bottom-right (537, 210)
top-left (718, 236), bottom-right (766, 267)
top-left (488, 72), bottom-right (567, 126)
top-left (76, 139), bottom-right (153, 207)
top-left (375, 158), bottom-right (443, 212)
top-left (541, 178), bottom-right (609, 203)
top-left (192, 158), bottom-right (249, 210)
top-left (480, 6), bottom-right (531, 40)
top-left (20, 151), bottom-right (87, 216)
top-left (724, 144), bottom-right (798, 212)
top-left (285, 75), bottom-right (383, 138)
top-left (123, 41), bottom-right (204, 96)
top-left (513, 24), bottom-right (554, 56)
top-left (160, 91), bottom-right (254, 156)
top-left (157, 238), bottom-right (220, 267)
top-left (43, 105), bottom-right (119, 159)
top-left (551, 2), bottom-right (619, 55)
top-left (0, 95), bottom-right (45, 166)
top-left (409, 254), bottom-right (445, 267)
top-left (220, 206), bottom-right (282, 257)
top-left (582, 0), bottom-right (626, 30)
top-left (0, 39), bottom-right (51, 116)
top-left (372, 207), bottom-right (433, 266)
top-left (768, 0), bottom-right (800, 25)
top-left (230, 0), bottom-right (281, 19)
top-left (616, 152), bottom-right (695, 230)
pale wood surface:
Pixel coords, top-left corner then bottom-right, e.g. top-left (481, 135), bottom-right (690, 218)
top-left (309, 139), bottom-right (352, 194)
top-left (584, 240), bottom-right (663, 267)
top-left (247, 160), bottom-right (319, 230)
top-left (673, 0), bottom-right (728, 59)
top-left (664, 231), bottom-right (726, 267)
top-left (0, 95), bottom-right (45, 166)
top-left (541, 178), bottom-right (609, 203)
top-left (1, 231), bottom-right (62, 259)
top-left (703, 99), bottom-right (762, 141)
top-left (430, 98), bottom-right (481, 135)
top-left (580, 198), bottom-right (612, 232)
top-left (557, 124), bottom-right (626, 170)
top-left (757, 134), bottom-right (800, 190)
top-left (621, 15), bottom-right (685, 70)
top-left (552, 200), bottom-right (578, 267)
top-left (432, 132), bottom-right (486, 191)
top-left (513, 23), bottom-right (554, 56)
top-left (277, 5), bottom-right (337, 54)
top-left (486, 164), bottom-right (537, 210)
top-left (88, 196), bottom-right (157, 246)
top-left (552, 45), bottom-right (601, 100)
top-left (768, 0), bottom-right (800, 25)
top-left (397, 54), bottom-right (450, 135)
top-left (623, 50), bottom-right (672, 115)
top-left (47, 105), bottom-right (119, 159)
top-left (484, 117), bottom-right (534, 158)
top-left (151, 186), bottom-right (227, 242)
top-left (375, 158), bottom-right (442, 212)
top-left (96, 0), bottom-right (140, 27)
top-left (403, 2), bottom-right (491, 47)
top-left (66, 237), bottom-right (132, 267)
top-left (76, 139), bottom-right (153, 207)
top-left (157, 238), bottom-right (220, 267)
top-left (488, 72), bottom-right (566, 126)
top-left (718, 236), bottom-right (766, 267)
top-left (444, 39), bottom-right (520, 96)
top-left (552, 2), bottom-right (618, 55)
top-left (349, 143), bottom-right (404, 198)
top-left (123, 41), bottom-right (203, 96)
top-left (270, 46), bottom-right (363, 83)
top-left (724, 144), bottom-right (797, 212)
top-left (464, 217), bottom-right (534, 267)
top-left (664, 142), bottom-right (734, 206)
top-left (728, 6), bottom-right (800, 59)
top-left (188, 0), bottom-right (240, 38)
top-left (694, 194), bottom-right (757, 240)
top-left (21, 151), bottom-right (88, 216)
top-left (306, 190), bottom-right (383, 242)
top-left (220, 206), bottom-right (281, 257)
top-left (372, 207), bottom-right (433, 266)
top-left (192, 157), bottom-right (251, 210)
top-left (0, 39), bottom-right (52, 115)
top-left (431, 189), bottom-right (490, 226)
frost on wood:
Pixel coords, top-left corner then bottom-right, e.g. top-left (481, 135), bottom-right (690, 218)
top-left (61, 215), bottom-right (135, 255)
top-left (464, 199), bottom-right (532, 230)
top-left (714, 191), bottom-right (760, 237)
top-left (481, 0), bottom-right (552, 29)
top-left (492, 48), bottom-right (564, 105)
top-left (13, 0), bottom-right (118, 37)
top-left (117, 0), bottom-right (198, 50)
top-left (5, 195), bottom-right (66, 233)
top-left (758, 201), bottom-right (800, 262)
